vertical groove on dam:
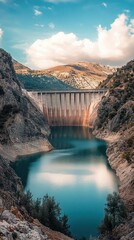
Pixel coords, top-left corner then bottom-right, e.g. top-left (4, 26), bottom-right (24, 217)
top-left (28, 90), bottom-right (107, 127)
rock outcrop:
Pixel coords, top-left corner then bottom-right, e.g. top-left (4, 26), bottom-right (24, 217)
top-left (0, 49), bottom-right (50, 145)
top-left (0, 207), bottom-right (73, 240)
top-left (94, 60), bottom-right (134, 239)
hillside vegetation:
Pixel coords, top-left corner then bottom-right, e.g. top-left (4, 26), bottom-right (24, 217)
top-left (97, 60), bottom-right (134, 132)
top-left (17, 74), bottom-right (75, 91)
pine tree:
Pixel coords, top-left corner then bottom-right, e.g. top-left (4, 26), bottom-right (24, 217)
top-left (99, 192), bottom-right (127, 234)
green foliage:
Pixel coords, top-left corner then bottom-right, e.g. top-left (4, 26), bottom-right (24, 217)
top-left (20, 191), bottom-right (71, 236)
top-left (20, 190), bottom-right (33, 214)
top-left (123, 151), bottom-right (131, 163)
top-left (17, 74), bottom-right (74, 91)
top-left (113, 80), bottom-right (120, 88)
top-left (99, 192), bottom-right (127, 234)
top-left (96, 60), bottom-right (134, 131)
top-left (109, 110), bottom-right (117, 119)
top-left (126, 137), bottom-right (133, 147)
top-left (12, 232), bottom-right (18, 239)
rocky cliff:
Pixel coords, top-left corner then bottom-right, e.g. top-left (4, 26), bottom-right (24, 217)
top-left (94, 60), bottom-right (134, 240)
top-left (0, 49), bottom-right (51, 151)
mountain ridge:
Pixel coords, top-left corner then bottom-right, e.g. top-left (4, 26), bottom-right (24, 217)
top-left (13, 60), bottom-right (115, 90)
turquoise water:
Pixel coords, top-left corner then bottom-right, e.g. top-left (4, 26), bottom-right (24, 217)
top-left (12, 127), bottom-right (118, 239)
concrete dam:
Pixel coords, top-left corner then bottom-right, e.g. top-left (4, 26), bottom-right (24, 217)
top-left (27, 90), bottom-right (107, 127)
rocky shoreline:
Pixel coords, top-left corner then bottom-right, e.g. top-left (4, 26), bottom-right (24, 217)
top-left (94, 130), bottom-right (134, 240)
top-left (94, 130), bottom-right (134, 210)
top-left (0, 139), bottom-right (53, 162)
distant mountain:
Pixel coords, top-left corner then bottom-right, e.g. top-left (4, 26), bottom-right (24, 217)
top-left (34, 62), bottom-right (116, 89)
top-left (13, 59), bottom-right (74, 90)
top-left (13, 60), bottom-right (115, 90)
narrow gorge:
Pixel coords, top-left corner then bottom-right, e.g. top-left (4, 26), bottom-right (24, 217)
top-left (0, 49), bottom-right (133, 240)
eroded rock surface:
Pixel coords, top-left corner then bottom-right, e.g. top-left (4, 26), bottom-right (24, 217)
top-left (0, 48), bottom-right (50, 145)
top-left (0, 208), bottom-right (73, 240)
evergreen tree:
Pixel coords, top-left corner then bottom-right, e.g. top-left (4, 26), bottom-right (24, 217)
top-left (99, 192), bottom-right (127, 234)
top-left (21, 192), bottom-right (71, 236)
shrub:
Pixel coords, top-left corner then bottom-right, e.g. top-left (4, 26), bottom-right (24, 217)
top-left (12, 232), bottom-right (18, 239)
top-left (123, 151), bottom-right (131, 163)
top-left (127, 137), bottom-right (133, 147)
top-left (113, 80), bottom-right (120, 88)
top-left (21, 191), bottom-right (71, 236)
top-left (109, 110), bottom-right (116, 119)
top-left (99, 192), bottom-right (127, 234)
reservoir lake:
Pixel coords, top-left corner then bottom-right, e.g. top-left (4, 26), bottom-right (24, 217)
top-left (12, 126), bottom-right (118, 239)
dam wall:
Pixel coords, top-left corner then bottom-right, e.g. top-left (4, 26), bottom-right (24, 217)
top-left (28, 90), bottom-right (107, 127)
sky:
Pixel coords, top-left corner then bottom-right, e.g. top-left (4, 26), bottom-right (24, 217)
top-left (0, 0), bottom-right (134, 69)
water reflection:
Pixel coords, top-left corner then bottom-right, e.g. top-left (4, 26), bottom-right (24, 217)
top-left (12, 127), bottom-right (118, 239)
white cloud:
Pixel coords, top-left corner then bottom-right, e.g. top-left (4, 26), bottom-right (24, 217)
top-left (34, 9), bottom-right (42, 16)
top-left (26, 14), bottom-right (134, 69)
top-left (35, 23), bottom-right (44, 28)
top-left (102, 2), bottom-right (107, 8)
top-left (0, 28), bottom-right (3, 39)
top-left (48, 22), bottom-right (55, 29)
top-left (12, 42), bottom-right (29, 50)
top-left (37, 172), bottom-right (76, 186)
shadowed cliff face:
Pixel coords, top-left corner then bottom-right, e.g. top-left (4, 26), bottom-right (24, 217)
top-left (0, 49), bottom-right (50, 144)
top-left (0, 155), bottom-right (23, 209)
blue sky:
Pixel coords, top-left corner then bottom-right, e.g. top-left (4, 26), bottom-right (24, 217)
top-left (0, 0), bottom-right (134, 69)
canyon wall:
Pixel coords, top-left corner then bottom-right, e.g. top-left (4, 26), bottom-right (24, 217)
top-left (0, 49), bottom-right (52, 158)
top-left (94, 60), bottom-right (134, 240)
